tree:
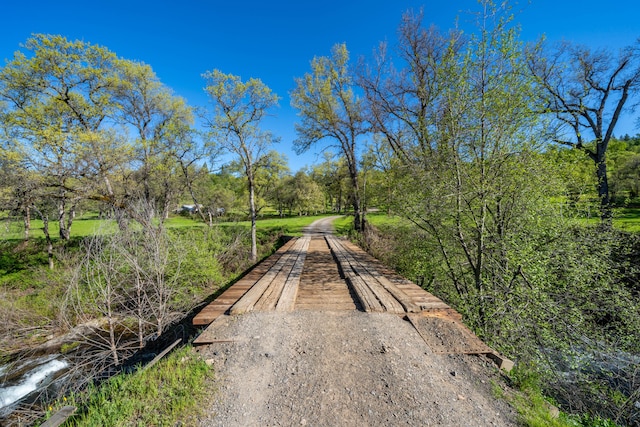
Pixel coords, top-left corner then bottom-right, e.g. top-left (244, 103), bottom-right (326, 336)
top-left (361, 5), bottom-right (548, 333)
top-left (113, 60), bottom-right (210, 222)
top-left (202, 70), bottom-right (280, 261)
top-left (291, 171), bottom-right (325, 215)
top-left (528, 40), bottom-right (640, 224)
top-left (291, 43), bottom-right (368, 231)
top-left (310, 153), bottom-right (350, 213)
top-left (0, 34), bottom-right (125, 241)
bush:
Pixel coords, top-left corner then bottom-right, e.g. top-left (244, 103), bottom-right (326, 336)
top-left (360, 217), bottom-right (640, 425)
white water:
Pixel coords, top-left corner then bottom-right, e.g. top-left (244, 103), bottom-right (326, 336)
top-left (0, 358), bottom-right (69, 409)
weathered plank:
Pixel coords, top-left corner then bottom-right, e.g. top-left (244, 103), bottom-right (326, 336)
top-left (347, 273), bottom-right (385, 312)
top-left (254, 236), bottom-right (308, 310)
top-left (486, 352), bottom-right (515, 372)
top-left (192, 238), bottom-right (299, 325)
top-left (276, 236), bottom-right (310, 311)
top-left (193, 306), bottom-right (228, 326)
top-left (326, 235), bottom-right (404, 313)
top-left (339, 246), bottom-right (404, 313)
top-left (326, 235), bottom-right (383, 312)
top-left (142, 338), bottom-right (182, 371)
top-left (295, 237), bottom-right (357, 310)
top-left (229, 242), bottom-right (296, 314)
top-left (231, 237), bottom-right (312, 314)
top-left (41, 406), bottom-right (77, 427)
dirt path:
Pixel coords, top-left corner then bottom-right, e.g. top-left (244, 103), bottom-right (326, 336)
top-left (195, 218), bottom-right (518, 426)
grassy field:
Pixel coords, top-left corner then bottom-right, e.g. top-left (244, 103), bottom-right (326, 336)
top-left (0, 213), bottom-right (345, 241)
top-left (5, 205), bottom-right (638, 242)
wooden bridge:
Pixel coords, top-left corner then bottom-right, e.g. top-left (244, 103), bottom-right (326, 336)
top-left (192, 218), bottom-right (512, 370)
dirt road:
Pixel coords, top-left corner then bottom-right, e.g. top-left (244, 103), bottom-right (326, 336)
top-left (195, 218), bottom-right (518, 426)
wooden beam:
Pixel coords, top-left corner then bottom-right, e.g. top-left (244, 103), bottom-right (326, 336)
top-left (229, 240), bottom-right (296, 314)
top-left (276, 237), bottom-right (310, 311)
top-left (142, 338), bottom-right (182, 371)
top-left (41, 406), bottom-right (77, 427)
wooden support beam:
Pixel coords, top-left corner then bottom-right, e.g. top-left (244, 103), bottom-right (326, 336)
top-left (485, 352), bottom-right (515, 372)
top-left (41, 406), bottom-right (77, 427)
top-left (142, 338), bottom-right (182, 371)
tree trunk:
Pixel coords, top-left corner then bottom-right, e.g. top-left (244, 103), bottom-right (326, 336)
top-left (249, 178), bottom-right (258, 262)
top-left (596, 157), bottom-right (613, 226)
top-left (43, 216), bottom-right (54, 270)
top-left (58, 198), bottom-right (70, 241)
top-left (23, 205), bottom-right (31, 241)
top-left (347, 158), bottom-right (365, 232)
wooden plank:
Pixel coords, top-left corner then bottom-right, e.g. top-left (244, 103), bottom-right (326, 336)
top-left (193, 308), bottom-right (228, 326)
top-left (41, 406), bottom-right (77, 427)
top-left (340, 248), bottom-right (404, 313)
top-left (373, 274), bottom-right (421, 313)
top-left (142, 338), bottom-right (182, 370)
top-left (417, 302), bottom-right (451, 310)
top-left (417, 308), bottom-right (463, 321)
top-left (254, 236), bottom-right (308, 310)
top-left (346, 273), bottom-right (385, 312)
top-left (295, 303), bottom-right (357, 311)
top-left (339, 240), bottom-right (420, 313)
top-left (486, 352), bottom-right (515, 372)
top-left (327, 235), bottom-right (402, 313)
top-left (276, 236), bottom-right (310, 311)
top-left (274, 239), bottom-right (306, 311)
top-left (192, 239), bottom-right (298, 325)
top-left (326, 236), bottom-right (383, 312)
top-left (295, 236), bottom-right (356, 310)
top-left (230, 239), bottom-right (299, 314)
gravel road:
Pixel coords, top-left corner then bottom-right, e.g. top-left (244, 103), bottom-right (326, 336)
top-left (196, 310), bottom-right (517, 426)
top-left (195, 217), bottom-right (519, 426)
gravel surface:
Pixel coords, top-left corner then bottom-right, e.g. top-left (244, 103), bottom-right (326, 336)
top-left (196, 310), bottom-right (518, 426)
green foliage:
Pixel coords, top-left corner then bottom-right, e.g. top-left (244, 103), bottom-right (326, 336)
top-left (363, 214), bottom-right (640, 425)
top-left (291, 43), bottom-right (367, 231)
top-left (48, 346), bottom-right (213, 426)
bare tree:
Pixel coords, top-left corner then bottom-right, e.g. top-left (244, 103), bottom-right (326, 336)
top-left (528, 40), bottom-right (640, 224)
top-left (64, 201), bottom-right (185, 369)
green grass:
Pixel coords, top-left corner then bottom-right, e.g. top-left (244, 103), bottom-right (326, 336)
top-left (218, 214), bottom-right (344, 236)
top-left (1, 213), bottom-right (345, 241)
top-left (42, 346), bottom-right (213, 427)
top-left (612, 207), bottom-right (640, 232)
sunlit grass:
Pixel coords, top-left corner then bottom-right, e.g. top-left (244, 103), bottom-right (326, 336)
top-left (1, 213), bottom-right (345, 241)
top-left (44, 346), bottom-right (213, 427)
top-left (218, 214), bottom-right (343, 236)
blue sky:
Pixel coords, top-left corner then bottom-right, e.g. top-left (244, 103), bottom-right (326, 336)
top-left (2, 0), bottom-right (639, 171)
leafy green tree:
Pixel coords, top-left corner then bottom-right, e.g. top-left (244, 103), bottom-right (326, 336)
top-left (291, 171), bottom-right (325, 215)
top-left (202, 70), bottom-right (280, 261)
top-left (291, 43), bottom-right (368, 231)
top-left (361, 3), bottom-right (550, 333)
top-left (310, 152), bottom-right (350, 213)
top-left (528, 39), bottom-right (640, 224)
top-left (0, 34), bottom-right (125, 240)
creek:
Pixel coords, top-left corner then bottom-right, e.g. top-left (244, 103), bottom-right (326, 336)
top-left (0, 314), bottom-right (197, 424)
top-left (0, 354), bottom-right (70, 417)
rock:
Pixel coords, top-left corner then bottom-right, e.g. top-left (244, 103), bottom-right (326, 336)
top-left (543, 401), bottom-right (560, 419)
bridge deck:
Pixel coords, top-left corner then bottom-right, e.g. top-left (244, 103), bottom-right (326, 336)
top-left (191, 232), bottom-right (512, 370)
